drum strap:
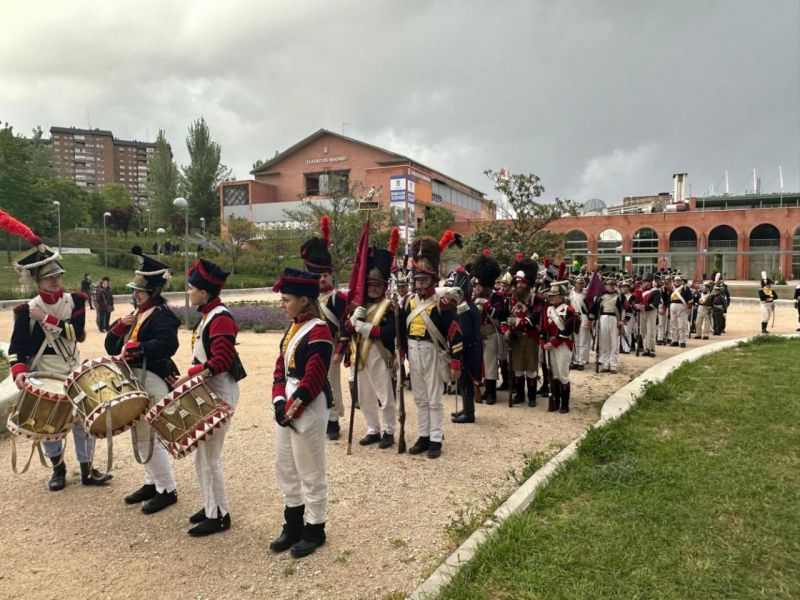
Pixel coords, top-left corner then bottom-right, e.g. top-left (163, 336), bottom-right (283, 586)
top-left (11, 435), bottom-right (66, 476)
top-left (130, 357), bottom-right (155, 465)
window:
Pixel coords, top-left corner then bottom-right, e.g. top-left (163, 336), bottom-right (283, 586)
top-left (304, 170), bottom-right (349, 196)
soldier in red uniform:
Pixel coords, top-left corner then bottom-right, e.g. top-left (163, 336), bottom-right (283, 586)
top-left (541, 282), bottom-right (575, 413)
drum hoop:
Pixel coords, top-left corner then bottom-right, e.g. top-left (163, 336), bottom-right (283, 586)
top-left (163, 401), bottom-right (233, 459)
top-left (83, 392), bottom-right (150, 438)
top-left (22, 372), bottom-right (69, 403)
top-left (6, 418), bottom-right (71, 442)
top-left (148, 375), bottom-right (218, 421)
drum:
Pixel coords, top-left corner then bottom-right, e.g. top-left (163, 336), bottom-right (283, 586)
top-left (6, 372), bottom-right (73, 441)
top-left (146, 375), bottom-right (233, 459)
top-left (66, 356), bottom-right (152, 438)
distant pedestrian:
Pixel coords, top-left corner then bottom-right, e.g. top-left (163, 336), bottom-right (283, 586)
top-left (165, 240), bottom-right (173, 255)
top-left (152, 241), bottom-right (158, 255)
top-left (80, 273), bottom-right (94, 309)
top-left (95, 277), bottom-right (114, 332)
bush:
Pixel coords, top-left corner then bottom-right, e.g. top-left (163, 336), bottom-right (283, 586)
top-left (169, 302), bottom-right (289, 332)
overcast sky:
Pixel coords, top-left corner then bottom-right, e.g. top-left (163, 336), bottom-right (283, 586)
top-left (2, 0), bottom-right (798, 206)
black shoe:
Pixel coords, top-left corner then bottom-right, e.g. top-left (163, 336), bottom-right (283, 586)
top-left (189, 508), bottom-right (207, 524)
top-left (450, 410), bottom-right (464, 418)
top-left (512, 379), bottom-right (526, 405)
top-left (497, 381), bottom-right (509, 391)
top-left (359, 433), bottom-right (382, 446)
top-left (680, 343), bottom-right (686, 348)
top-left (670, 342), bottom-right (679, 347)
top-left (527, 378), bottom-right (538, 407)
top-left (576, 364), bottom-right (585, 371)
top-left (48, 457), bottom-right (66, 492)
top-left (702, 336), bottom-right (709, 340)
top-left (427, 441), bottom-right (442, 459)
top-left (189, 512), bottom-right (231, 537)
top-left (408, 437), bottom-right (430, 455)
top-left (378, 433), bottom-right (395, 449)
top-left (270, 505), bottom-right (305, 553)
top-left (326, 420), bottom-right (341, 441)
top-left (141, 490), bottom-right (178, 514)
top-left (80, 462), bottom-right (112, 486)
top-left (291, 523), bottom-right (326, 558)
top-left (484, 380), bottom-right (497, 405)
top-left (620, 350), bottom-right (630, 354)
top-left (451, 413), bottom-right (475, 424)
top-left (125, 484), bottom-right (156, 504)
top-left (559, 382), bottom-right (571, 414)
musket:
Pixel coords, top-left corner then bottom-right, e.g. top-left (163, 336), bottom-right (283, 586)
top-left (393, 298), bottom-right (406, 454)
top-left (634, 310), bottom-right (641, 357)
top-left (594, 318), bottom-right (601, 374)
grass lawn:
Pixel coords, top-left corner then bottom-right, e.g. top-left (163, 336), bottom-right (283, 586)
top-left (436, 336), bottom-right (800, 600)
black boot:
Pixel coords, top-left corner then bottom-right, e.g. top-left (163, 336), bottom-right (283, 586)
top-left (761, 322), bottom-right (768, 334)
top-left (498, 361), bottom-right (510, 391)
top-left (189, 508), bottom-right (207, 524)
top-left (326, 420), bottom-right (340, 441)
top-left (408, 437), bottom-right (430, 455)
top-left (547, 381), bottom-right (557, 412)
top-left (485, 380), bottom-right (497, 405)
top-left (290, 523), bottom-right (326, 558)
top-left (559, 382), bottom-right (571, 413)
top-left (427, 440), bottom-right (442, 459)
top-left (270, 505), bottom-right (305, 552)
top-left (526, 377), bottom-right (537, 407)
top-left (141, 489), bottom-right (178, 514)
top-left (189, 511), bottom-right (231, 537)
top-left (80, 462), bottom-right (112, 486)
top-left (48, 456), bottom-right (66, 492)
top-left (512, 377), bottom-right (525, 405)
top-left (552, 380), bottom-right (562, 412)
top-left (378, 433), bottom-right (394, 449)
top-left (359, 432), bottom-right (382, 446)
top-left (125, 483), bottom-right (156, 504)
top-left (538, 366), bottom-right (550, 397)
top-left (460, 374), bottom-right (475, 420)
top-left (452, 412), bottom-right (475, 424)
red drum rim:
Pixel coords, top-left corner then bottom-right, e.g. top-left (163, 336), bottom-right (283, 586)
top-left (22, 372), bottom-right (69, 403)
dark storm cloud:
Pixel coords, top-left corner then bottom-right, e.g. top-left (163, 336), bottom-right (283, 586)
top-left (2, 0), bottom-right (798, 205)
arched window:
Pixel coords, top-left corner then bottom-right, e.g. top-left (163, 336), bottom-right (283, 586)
top-left (565, 230), bottom-right (589, 268)
top-left (597, 229), bottom-right (622, 271)
top-left (631, 228), bottom-right (658, 276)
top-left (708, 225), bottom-right (737, 278)
top-left (749, 223), bottom-right (780, 280)
top-left (668, 227), bottom-right (697, 278)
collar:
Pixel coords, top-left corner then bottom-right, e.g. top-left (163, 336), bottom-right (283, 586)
top-left (37, 288), bottom-right (64, 304)
top-left (293, 312), bottom-right (317, 324)
top-left (198, 296), bottom-right (222, 314)
top-left (320, 283), bottom-right (334, 293)
top-left (137, 300), bottom-right (156, 314)
top-left (417, 288), bottom-right (435, 299)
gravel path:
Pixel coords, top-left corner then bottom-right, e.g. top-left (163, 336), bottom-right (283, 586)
top-left (0, 302), bottom-right (795, 600)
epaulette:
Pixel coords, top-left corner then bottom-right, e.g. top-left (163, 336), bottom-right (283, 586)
top-left (13, 303), bottom-right (28, 314)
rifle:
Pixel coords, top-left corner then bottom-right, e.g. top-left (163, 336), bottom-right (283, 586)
top-left (634, 310), bottom-right (642, 357)
top-left (393, 299), bottom-right (406, 454)
top-left (507, 329), bottom-right (515, 407)
top-left (594, 319), bottom-right (601, 373)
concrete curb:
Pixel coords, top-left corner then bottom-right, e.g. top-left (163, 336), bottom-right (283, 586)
top-left (408, 333), bottom-right (799, 600)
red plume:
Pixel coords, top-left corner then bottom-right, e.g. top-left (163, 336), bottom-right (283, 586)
top-left (320, 215), bottom-right (330, 246)
top-left (515, 252), bottom-right (523, 262)
top-left (482, 248), bottom-right (491, 256)
top-left (0, 210), bottom-right (42, 246)
top-left (544, 257), bottom-right (551, 268)
top-left (558, 260), bottom-right (566, 280)
top-left (388, 227), bottom-right (400, 256)
top-left (438, 230), bottom-right (455, 252)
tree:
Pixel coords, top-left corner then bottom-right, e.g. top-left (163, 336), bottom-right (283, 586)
top-left (147, 130), bottom-right (180, 228)
top-left (29, 126), bottom-right (55, 181)
top-left (221, 216), bottom-right (259, 275)
top-left (465, 169), bottom-right (581, 262)
top-left (181, 117), bottom-right (231, 234)
top-left (107, 206), bottom-right (134, 237)
top-left (283, 175), bottom-right (398, 280)
top-left (100, 183), bottom-right (134, 210)
top-left (36, 179), bottom-right (91, 234)
top-left (416, 205), bottom-right (454, 240)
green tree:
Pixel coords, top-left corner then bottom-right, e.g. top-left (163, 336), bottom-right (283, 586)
top-left (36, 179), bottom-right (91, 234)
top-left (29, 126), bottom-right (55, 181)
top-left (416, 205), bottom-right (454, 240)
top-left (221, 216), bottom-right (259, 275)
top-left (181, 117), bottom-right (231, 234)
top-left (147, 130), bottom-right (180, 229)
top-left (100, 183), bottom-right (134, 209)
top-left (283, 176), bottom-right (397, 280)
top-left (0, 124), bottom-right (40, 261)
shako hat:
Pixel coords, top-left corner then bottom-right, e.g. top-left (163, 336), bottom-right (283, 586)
top-left (0, 210), bottom-right (65, 285)
top-left (273, 267), bottom-right (321, 298)
top-left (128, 246), bottom-right (172, 293)
top-left (472, 249), bottom-right (501, 288)
top-left (300, 215), bottom-right (333, 274)
top-left (188, 258), bottom-right (229, 297)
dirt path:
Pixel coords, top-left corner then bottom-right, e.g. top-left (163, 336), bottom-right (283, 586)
top-left (0, 302), bottom-right (795, 600)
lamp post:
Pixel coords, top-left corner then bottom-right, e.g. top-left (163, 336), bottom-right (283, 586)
top-left (103, 211), bottom-right (111, 267)
top-left (156, 227), bottom-right (165, 257)
top-left (146, 208), bottom-right (151, 232)
top-left (173, 197), bottom-right (190, 328)
top-left (200, 217), bottom-right (205, 236)
top-left (53, 201), bottom-right (61, 254)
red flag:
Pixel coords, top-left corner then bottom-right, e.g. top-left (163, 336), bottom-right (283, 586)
top-left (347, 219), bottom-right (370, 306)
top-left (585, 271), bottom-right (603, 311)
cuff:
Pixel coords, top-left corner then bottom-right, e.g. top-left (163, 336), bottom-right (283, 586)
top-left (10, 363), bottom-right (27, 378)
top-left (450, 359), bottom-right (460, 371)
top-left (272, 396), bottom-right (286, 405)
top-left (293, 386), bottom-right (314, 406)
top-left (44, 314), bottom-right (60, 327)
top-left (111, 320), bottom-right (130, 336)
top-left (187, 363), bottom-right (206, 377)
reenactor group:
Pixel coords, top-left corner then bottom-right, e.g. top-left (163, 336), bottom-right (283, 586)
top-left (0, 206), bottom-right (778, 559)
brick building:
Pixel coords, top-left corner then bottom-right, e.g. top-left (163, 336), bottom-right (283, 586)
top-left (50, 126), bottom-right (155, 205)
top-left (220, 129), bottom-right (495, 249)
top-left (451, 193), bottom-right (800, 281)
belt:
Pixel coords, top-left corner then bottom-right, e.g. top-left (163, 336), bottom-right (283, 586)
top-left (408, 335), bottom-right (431, 341)
top-left (601, 312), bottom-right (618, 316)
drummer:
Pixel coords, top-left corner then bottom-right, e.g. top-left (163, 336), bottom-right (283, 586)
top-left (105, 246), bottom-right (180, 515)
top-left (169, 259), bottom-right (244, 537)
top-left (269, 268), bottom-right (333, 558)
top-left (3, 211), bottom-right (111, 491)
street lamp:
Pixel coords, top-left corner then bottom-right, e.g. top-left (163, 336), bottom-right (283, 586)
top-left (53, 201), bottom-right (61, 254)
top-left (146, 208), bottom-right (151, 232)
top-left (200, 217), bottom-right (205, 236)
top-left (156, 227), bottom-right (165, 257)
top-left (173, 196), bottom-right (190, 328)
top-left (103, 211), bottom-right (112, 267)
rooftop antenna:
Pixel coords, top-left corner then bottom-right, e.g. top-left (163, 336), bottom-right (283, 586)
top-left (753, 168), bottom-right (757, 195)
top-left (779, 165), bottom-right (784, 207)
top-left (710, 183), bottom-right (715, 195)
top-left (87, 108), bottom-right (91, 130)
top-left (724, 170), bottom-right (729, 194)
top-left (342, 122), bottom-right (350, 135)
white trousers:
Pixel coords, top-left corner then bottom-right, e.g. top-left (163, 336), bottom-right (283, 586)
top-left (621, 317), bottom-right (633, 352)
top-left (195, 373), bottom-right (239, 518)
top-left (657, 310), bottom-right (669, 342)
top-left (598, 315), bottom-right (620, 369)
top-left (482, 330), bottom-right (499, 380)
top-left (670, 304), bottom-right (689, 344)
top-left (408, 339), bottom-right (444, 443)
top-left (327, 361), bottom-right (343, 421)
top-left (695, 306), bottom-right (712, 337)
top-left (356, 347), bottom-right (396, 435)
top-left (761, 303), bottom-right (774, 324)
top-left (546, 343), bottom-right (571, 384)
top-left (573, 317), bottom-right (591, 365)
top-left (275, 388), bottom-right (329, 525)
top-left (641, 310), bottom-right (657, 352)
top-left (132, 369), bottom-right (176, 493)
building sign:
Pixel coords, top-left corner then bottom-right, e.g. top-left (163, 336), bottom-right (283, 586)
top-left (306, 156), bottom-right (347, 165)
top-left (410, 168), bottom-right (431, 183)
